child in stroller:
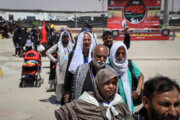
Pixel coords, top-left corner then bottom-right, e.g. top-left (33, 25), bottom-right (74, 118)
top-left (20, 50), bottom-right (43, 87)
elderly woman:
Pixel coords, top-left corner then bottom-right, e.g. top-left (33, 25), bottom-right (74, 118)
top-left (55, 68), bottom-right (131, 120)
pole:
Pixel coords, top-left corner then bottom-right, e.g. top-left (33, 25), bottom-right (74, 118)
top-left (75, 11), bottom-right (77, 28)
top-left (171, 0), bottom-right (174, 12)
top-left (102, 0), bottom-right (104, 12)
top-left (163, 0), bottom-right (169, 28)
top-left (101, 0), bottom-right (105, 30)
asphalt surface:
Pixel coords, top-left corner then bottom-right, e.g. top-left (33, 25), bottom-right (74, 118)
top-left (0, 35), bottom-right (180, 120)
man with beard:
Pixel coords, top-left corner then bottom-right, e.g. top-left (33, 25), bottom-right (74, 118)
top-left (133, 76), bottom-right (180, 120)
top-left (65, 44), bottom-right (113, 102)
top-left (108, 42), bottom-right (144, 112)
top-left (46, 31), bottom-right (74, 105)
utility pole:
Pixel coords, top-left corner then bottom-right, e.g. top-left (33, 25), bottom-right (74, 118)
top-left (102, 0), bottom-right (104, 13)
top-left (163, 0), bottom-right (169, 28)
top-left (171, 0), bottom-right (174, 12)
top-left (74, 11), bottom-right (77, 28)
top-left (99, 0), bottom-right (105, 12)
top-left (99, 0), bottom-right (105, 30)
top-left (102, 0), bottom-right (105, 29)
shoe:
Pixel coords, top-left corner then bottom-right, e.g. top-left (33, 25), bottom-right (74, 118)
top-left (56, 100), bottom-right (61, 104)
top-left (56, 100), bottom-right (61, 106)
top-left (46, 84), bottom-right (53, 92)
top-left (51, 88), bottom-right (55, 92)
top-left (46, 88), bottom-right (54, 92)
top-left (46, 84), bottom-right (50, 89)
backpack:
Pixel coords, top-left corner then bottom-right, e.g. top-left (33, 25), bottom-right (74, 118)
top-left (128, 59), bottom-right (143, 106)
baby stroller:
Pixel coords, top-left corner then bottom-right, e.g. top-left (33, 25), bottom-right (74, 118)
top-left (20, 50), bottom-right (43, 87)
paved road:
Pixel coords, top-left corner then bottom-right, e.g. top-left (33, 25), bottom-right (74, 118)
top-left (0, 36), bottom-right (180, 120)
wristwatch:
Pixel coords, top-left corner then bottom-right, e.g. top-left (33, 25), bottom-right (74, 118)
top-left (136, 90), bottom-right (140, 96)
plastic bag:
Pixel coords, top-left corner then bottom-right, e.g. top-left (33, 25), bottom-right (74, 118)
top-left (37, 44), bottom-right (45, 52)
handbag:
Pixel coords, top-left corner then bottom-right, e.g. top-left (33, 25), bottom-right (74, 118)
top-left (37, 44), bottom-right (45, 52)
top-left (128, 59), bottom-right (143, 106)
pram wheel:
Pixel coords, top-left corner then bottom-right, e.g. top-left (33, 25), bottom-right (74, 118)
top-left (41, 78), bottom-right (44, 84)
top-left (34, 81), bottom-right (41, 87)
top-left (37, 81), bottom-right (41, 87)
top-left (19, 81), bottom-right (26, 87)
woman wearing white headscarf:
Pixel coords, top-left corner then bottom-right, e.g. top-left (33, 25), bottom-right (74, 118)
top-left (55, 68), bottom-right (131, 120)
top-left (107, 42), bottom-right (143, 113)
top-left (68, 31), bottom-right (96, 74)
top-left (46, 30), bottom-right (74, 104)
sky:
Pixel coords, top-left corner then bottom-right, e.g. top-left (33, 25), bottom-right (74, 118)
top-left (0, 0), bottom-right (105, 11)
top-left (0, 0), bottom-right (179, 11)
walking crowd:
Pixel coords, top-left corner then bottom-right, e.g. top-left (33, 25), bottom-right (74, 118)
top-left (11, 21), bottom-right (180, 120)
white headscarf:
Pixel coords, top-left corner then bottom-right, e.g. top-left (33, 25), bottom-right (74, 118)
top-left (79, 92), bottom-right (124, 120)
top-left (68, 32), bottom-right (96, 74)
top-left (109, 42), bottom-right (132, 113)
top-left (57, 31), bottom-right (74, 69)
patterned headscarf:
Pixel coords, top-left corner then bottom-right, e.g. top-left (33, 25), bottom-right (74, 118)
top-left (94, 68), bottom-right (118, 103)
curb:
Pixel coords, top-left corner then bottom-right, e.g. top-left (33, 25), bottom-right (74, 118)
top-left (176, 34), bottom-right (180, 37)
top-left (0, 68), bottom-right (3, 77)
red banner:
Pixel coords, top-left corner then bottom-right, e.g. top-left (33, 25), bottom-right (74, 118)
top-left (107, 0), bottom-right (169, 40)
top-left (40, 21), bottom-right (47, 44)
top-left (112, 29), bottom-right (170, 41)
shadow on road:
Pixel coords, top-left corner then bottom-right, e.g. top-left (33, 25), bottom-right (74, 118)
top-left (18, 82), bottom-right (36, 88)
top-left (39, 95), bottom-right (56, 104)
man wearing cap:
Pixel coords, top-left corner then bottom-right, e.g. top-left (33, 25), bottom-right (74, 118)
top-left (46, 31), bottom-right (74, 105)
